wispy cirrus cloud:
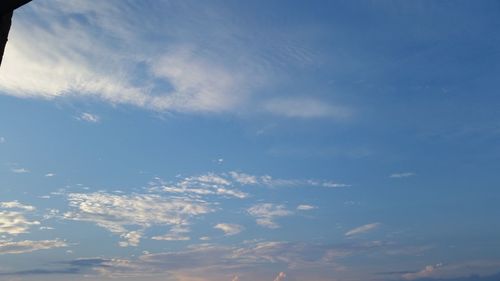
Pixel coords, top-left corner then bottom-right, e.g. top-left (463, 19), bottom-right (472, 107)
top-left (345, 223), bottom-right (381, 237)
top-left (10, 168), bottom-right (29, 174)
top-left (77, 112), bottom-right (100, 123)
top-left (401, 261), bottom-right (500, 280)
top-left (0, 239), bottom-right (67, 255)
top-left (0, 1), bottom-right (342, 119)
top-left (390, 172), bottom-right (415, 178)
top-left (93, 241), bottom-right (342, 279)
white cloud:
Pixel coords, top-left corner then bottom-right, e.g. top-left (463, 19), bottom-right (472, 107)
top-left (321, 182), bottom-right (351, 188)
top-left (229, 172), bottom-right (258, 185)
top-left (77, 112), bottom-right (100, 123)
top-left (0, 137), bottom-right (5, 143)
top-left (0, 202), bottom-right (39, 236)
top-left (152, 225), bottom-right (191, 241)
top-left (0, 201), bottom-right (35, 211)
top-left (403, 264), bottom-right (442, 280)
top-left (151, 234), bottom-right (190, 241)
top-left (45, 173), bottom-right (56, 177)
top-left (0, 2), bottom-right (255, 115)
top-left (214, 223), bottom-right (244, 236)
top-left (296, 204), bottom-right (316, 211)
top-left (149, 46), bottom-right (248, 113)
top-left (247, 204), bottom-right (292, 229)
top-left (157, 173), bottom-right (248, 199)
top-left (0, 239), bottom-right (67, 255)
top-left (264, 98), bottom-right (351, 119)
top-left (0, 1), bottom-right (346, 121)
top-left (11, 168), bottom-right (29, 174)
top-left (344, 223), bottom-right (381, 237)
top-left (0, 211), bottom-right (40, 235)
top-left (273, 272), bottom-right (286, 281)
top-left (389, 172), bottom-right (415, 178)
top-left (231, 275), bottom-right (240, 281)
top-left (64, 192), bottom-right (211, 246)
top-left (402, 261), bottom-right (500, 280)
top-left (119, 231), bottom-right (143, 247)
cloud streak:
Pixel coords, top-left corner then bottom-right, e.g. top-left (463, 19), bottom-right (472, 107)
top-left (345, 223), bottom-right (381, 237)
top-left (0, 239), bottom-right (67, 255)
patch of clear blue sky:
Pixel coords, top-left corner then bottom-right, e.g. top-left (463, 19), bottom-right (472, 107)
top-left (0, 1), bottom-right (500, 280)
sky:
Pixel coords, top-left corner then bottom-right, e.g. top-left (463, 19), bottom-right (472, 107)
top-left (0, 1), bottom-right (500, 280)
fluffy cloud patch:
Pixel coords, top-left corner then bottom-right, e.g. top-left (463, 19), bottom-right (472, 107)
top-left (64, 192), bottom-right (211, 246)
top-left (247, 204), bottom-right (292, 229)
top-left (0, 201), bottom-right (39, 236)
top-left (214, 223), bottom-right (244, 236)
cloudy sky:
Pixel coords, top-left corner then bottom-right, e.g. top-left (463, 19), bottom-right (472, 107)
top-left (1, 1), bottom-right (500, 280)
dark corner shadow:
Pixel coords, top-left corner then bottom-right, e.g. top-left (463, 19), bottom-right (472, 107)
top-left (0, 0), bottom-right (32, 66)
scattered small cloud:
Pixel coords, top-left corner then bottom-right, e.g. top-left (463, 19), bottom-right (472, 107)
top-left (229, 171), bottom-right (258, 185)
top-left (297, 204), bottom-right (317, 211)
top-left (389, 172), bottom-right (415, 178)
top-left (77, 113), bottom-right (100, 123)
top-left (119, 231), bottom-right (143, 247)
top-left (214, 223), bottom-right (244, 236)
top-left (402, 263), bottom-right (443, 280)
top-left (247, 204), bottom-right (292, 229)
top-left (11, 168), bottom-right (29, 174)
top-left (45, 173), bottom-right (56, 177)
top-left (345, 223), bottom-right (381, 237)
top-left (0, 137), bottom-right (5, 143)
top-left (39, 226), bottom-right (55, 230)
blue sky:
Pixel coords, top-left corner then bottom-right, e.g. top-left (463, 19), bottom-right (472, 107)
top-left (0, 1), bottom-right (500, 280)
